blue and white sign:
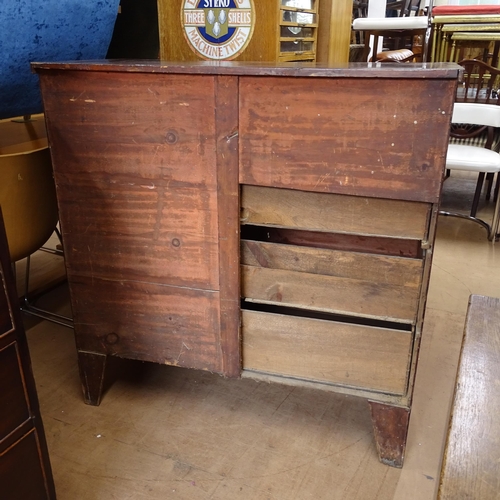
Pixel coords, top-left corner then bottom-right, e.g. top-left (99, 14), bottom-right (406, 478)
top-left (182, 0), bottom-right (255, 60)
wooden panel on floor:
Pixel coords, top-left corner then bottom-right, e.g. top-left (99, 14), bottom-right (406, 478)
top-left (242, 309), bottom-right (412, 394)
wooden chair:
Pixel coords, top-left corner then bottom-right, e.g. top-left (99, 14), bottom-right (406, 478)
top-left (375, 48), bottom-right (415, 62)
top-left (457, 58), bottom-right (500, 105)
top-left (449, 59), bottom-right (500, 216)
top-left (440, 102), bottom-right (500, 240)
top-left (386, 0), bottom-right (420, 18)
top-left (352, 12), bottom-right (430, 62)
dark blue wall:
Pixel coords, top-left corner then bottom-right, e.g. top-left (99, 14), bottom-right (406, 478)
top-left (0, 0), bottom-right (120, 119)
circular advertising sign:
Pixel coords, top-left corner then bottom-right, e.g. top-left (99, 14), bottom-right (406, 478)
top-left (182, 0), bottom-right (255, 60)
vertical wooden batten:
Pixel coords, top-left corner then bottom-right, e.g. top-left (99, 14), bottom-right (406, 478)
top-left (317, 0), bottom-right (352, 63)
top-left (215, 75), bottom-right (241, 377)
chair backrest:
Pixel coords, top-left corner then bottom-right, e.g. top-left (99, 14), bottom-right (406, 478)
top-left (386, 0), bottom-right (419, 18)
top-left (452, 103), bottom-right (500, 128)
top-left (457, 59), bottom-right (500, 105)
top-left (450, 102), bottom-right (500, 150)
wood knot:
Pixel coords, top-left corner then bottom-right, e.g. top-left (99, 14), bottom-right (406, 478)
top-left (105, 332), bottom-right (119, 345)
top-left (171, 238), bottom-right (181, 247)
top-left (165, 130), bottom-right (178, 144)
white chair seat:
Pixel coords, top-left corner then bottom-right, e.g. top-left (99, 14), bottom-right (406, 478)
top-left (352, 17), bottom-right (428, 31)
top-left (441, 95), bottom-right (500, 242)
top-left (446, 144), bottom-right (500, 172)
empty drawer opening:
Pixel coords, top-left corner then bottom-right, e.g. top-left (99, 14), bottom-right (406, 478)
top-left (241, 300), bottom-right (412, 332)
top-left (241, 224), bottom-right (423, 259)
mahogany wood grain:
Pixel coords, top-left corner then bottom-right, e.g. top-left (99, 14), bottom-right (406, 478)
top-left (31, 59), bottom-right (463, 78)
top-left (70, 276), bottom-right (221, 370)
top-left (41, 71), bottom-right (220, 290)
top-left (33, 60), bottom-right (462, 79)
top-left (38, 69), bottom-right (233, 396)
top-left (215, 75), bottom-right (241, 377)
top-left (439, 295), bottom-right (500, 499)
top-left (239, 77), bottom-right (455, 203)
top-left (242, 309), bottom-right (412, 394)
top-left (0, 343), bottom-right (31, 440)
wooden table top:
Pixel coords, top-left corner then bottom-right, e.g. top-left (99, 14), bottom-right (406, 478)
top-left (439, 294), bottom-right (500, 499)
top-left (32, 60), bottom-right (462, 79)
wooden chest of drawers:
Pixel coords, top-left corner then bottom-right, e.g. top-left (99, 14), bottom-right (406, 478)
top-left (33, 61), bottom-right (459, 467)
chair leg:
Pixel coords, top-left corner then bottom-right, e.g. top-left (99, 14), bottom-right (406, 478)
top-left (489, 183), bottom-right (500, 241)
top-left (20, 254), bottom-right (73, 328)
top-left (486, 172), bottom-right (494, 201)
top-left (471, 172), bottom-right (486, 218)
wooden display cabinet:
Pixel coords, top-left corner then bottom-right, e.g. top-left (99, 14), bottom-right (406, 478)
top-left (278, 0), bottom-right (319, 62)
top-left (33, 60), bottom-right (460, 467)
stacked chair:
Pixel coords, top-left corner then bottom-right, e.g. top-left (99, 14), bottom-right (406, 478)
top-left (352, 0), bottom-right (432, 62)
top-left (440, 59), bottom-right (500, 241)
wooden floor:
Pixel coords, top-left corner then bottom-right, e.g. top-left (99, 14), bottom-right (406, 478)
top-left (22, 171), bottom-right (500, 500)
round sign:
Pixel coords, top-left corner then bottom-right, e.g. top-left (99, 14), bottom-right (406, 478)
top-left (182, 0), bottom-right (255, 61)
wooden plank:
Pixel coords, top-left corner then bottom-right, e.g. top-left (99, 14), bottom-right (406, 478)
top-left (215, 75), bottom-right (241, 377)
top-left (33, 60), bottom-right (463, 80)
top-left (241, 185), bottom-right (430, 240)
top-left (69, 275), bottom-right (223, 373)
top-left (439, 295), bottom-right (500, 500)
top-left (317, 0), bottom-right (352, 64)
top-left (58, 182), bottom-right (219, 289)
top-left (242, 309), bottom-right (412, 394)
top-left (241, 240), bottom-right (423, 287)
top-left (239, 77), bottom-right (455, 203)
top-left (41, 71), bottom-right (220, 291)
top-left (242, 265), bottom-right (420, 323)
